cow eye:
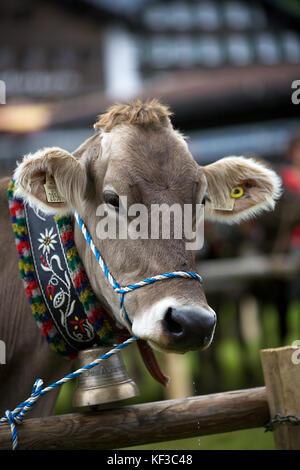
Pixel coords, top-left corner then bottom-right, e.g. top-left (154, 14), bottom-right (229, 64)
top-left (104, 191), bottom-right (119, 210)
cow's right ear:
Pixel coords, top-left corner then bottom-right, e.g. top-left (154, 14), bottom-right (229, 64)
top-left (14, 147), bottom-right (86, 214)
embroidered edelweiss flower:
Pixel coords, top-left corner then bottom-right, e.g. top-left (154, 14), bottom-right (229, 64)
top-left (38, 227), bottom-right (57, 254)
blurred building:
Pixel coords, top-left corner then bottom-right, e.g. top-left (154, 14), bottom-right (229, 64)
top-left (0, 0), bottom-right (300, 172)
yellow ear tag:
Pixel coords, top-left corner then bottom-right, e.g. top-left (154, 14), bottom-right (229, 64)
top-left (44, 174), bottom-right (65, 203)
top-left (231, 186), bottom-right (244, 199)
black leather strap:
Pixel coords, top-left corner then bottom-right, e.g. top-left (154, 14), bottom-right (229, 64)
top-left (25, 203), bottom-right (97, 351)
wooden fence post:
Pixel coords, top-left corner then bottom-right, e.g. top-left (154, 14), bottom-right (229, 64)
top-left (164, 353), bottom-right (193, 399)
top-left (260, 346), bottom-right (300, 450)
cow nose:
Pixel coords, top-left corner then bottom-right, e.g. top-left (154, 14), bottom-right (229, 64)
top-left (162, 306), bottom-right (216, 350)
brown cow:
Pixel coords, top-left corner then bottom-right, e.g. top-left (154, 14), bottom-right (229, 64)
top-left (0, 100), bottom-right (281, 418)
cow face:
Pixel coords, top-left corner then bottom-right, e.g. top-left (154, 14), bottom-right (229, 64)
top-left (14, 100), bottom-right (281, 353)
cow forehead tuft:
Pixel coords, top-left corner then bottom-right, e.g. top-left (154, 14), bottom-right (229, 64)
top-left (94, 99), bottom-right (172, 132)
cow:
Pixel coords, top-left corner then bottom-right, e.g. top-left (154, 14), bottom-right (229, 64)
top-left (0, 99), bottom-right (281, 419)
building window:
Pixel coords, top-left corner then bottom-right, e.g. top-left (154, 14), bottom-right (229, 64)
top-left (227, 34), bottom-right (252, 66)
top-left (281, 31), bottom-right (300, 63)
top-left (194, 1), bottom-right (221, 30)
top-left (175, 36), bottom-right (194, 67)
top-left (255, 33), bottom-right (280, 64)
top-left (223, 1), bottom-right (252, 30)
top-left (198, 35), bottom-right (223, 67)
top-left (143, 5), bottom-right (169, 31)
top-left (150, 36), bottom-right (176, 67)
top-left (169, 2), bottom-right (192, 31)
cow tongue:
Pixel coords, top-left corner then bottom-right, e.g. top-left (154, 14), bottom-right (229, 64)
top-left (137, 339), bottom-right (169, 387)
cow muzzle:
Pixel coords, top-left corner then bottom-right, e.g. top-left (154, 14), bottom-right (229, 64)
top-left (162, 306), bottom-right (216, 351)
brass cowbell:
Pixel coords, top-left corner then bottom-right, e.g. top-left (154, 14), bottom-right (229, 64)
top-left (73, 346), bottom-right (139, 408)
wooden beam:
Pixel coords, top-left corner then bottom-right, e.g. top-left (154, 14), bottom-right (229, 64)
top-left (197, 254), bottom-right (298, 293)
top-left (0, 387), bottom-right (269, 450)
top-left (261, 346), bottom-right (300, 450)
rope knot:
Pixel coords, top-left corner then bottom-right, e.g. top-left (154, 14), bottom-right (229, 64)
top-left (4, 410), bottom-right (18, 450)
top-left (2, 378), bottom-right (44, 450)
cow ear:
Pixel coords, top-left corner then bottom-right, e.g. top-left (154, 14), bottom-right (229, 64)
top-left (202, 156), bottom-right (282, 223)
top-left (14, 147), bottom-right (87, 214)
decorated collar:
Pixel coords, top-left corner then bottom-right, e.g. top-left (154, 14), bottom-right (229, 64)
top-left (7, 180), bottom-right (169, 386)
top-left (7, 180), bottom-right (128, 360)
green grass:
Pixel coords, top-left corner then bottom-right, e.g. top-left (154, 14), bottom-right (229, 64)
top-left (120, 428), bottom-right (275, 450)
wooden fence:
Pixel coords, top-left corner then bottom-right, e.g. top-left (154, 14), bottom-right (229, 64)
top-left (0, 346), bottom-right (299, 450)
top-left (197, 254), bottom-right (298, 293)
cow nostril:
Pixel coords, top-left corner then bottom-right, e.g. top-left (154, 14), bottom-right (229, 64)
top-left (163, 307), bottom-right (183, 335)
top-left (162, 305), bottom-right (216, 350)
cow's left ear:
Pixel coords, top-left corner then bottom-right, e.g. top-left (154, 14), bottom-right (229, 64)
top-left (14, 147), bottom-right (87, 214)
top-left (202, 156), bottom-right (282, 223)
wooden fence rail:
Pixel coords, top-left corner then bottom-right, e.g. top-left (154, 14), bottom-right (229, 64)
top-left (197, 254), bottom-right (299, 293)
top-left (0, 346), bottom-right (299, 450)
top-left (0, 387), bottom-right (269, 450)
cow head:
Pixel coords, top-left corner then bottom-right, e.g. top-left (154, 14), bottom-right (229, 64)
top-left (15, 100), bottom-right (281, 354)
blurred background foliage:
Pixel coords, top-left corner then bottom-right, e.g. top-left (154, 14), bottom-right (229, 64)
top-left (1, 0), bottom-right (300, 450)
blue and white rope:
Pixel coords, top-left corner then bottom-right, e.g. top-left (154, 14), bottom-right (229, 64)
top-left (0, 336), bottom-right (136, 450)
top-left (73, 211), bottom-right (203, 326)
top-left (4, 411), bottom-right (18, 450)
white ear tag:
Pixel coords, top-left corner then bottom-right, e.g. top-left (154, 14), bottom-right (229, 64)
top-left (211, 198), bottom-right (235, 211)
top-left (44, 174), bottom-right (65, 203)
